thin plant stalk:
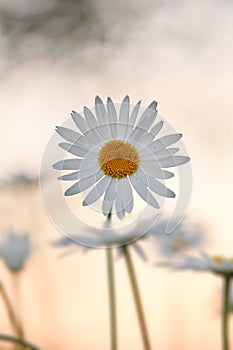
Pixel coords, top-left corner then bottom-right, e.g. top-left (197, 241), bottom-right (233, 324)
top-left (0, 281), bottom-right (22, 339)
top-left (0, 334), bottom-right (40, 350)
top-left (222, 275), bottom-right (231, 350)
top-left (106, 248), bottom-right (117, 350)
top-left (12, 273), bottom-right (25, 341)
top-left (106, 212), bottom-right (117, 350)
top-left (122, 245), bottom-right (151, 350)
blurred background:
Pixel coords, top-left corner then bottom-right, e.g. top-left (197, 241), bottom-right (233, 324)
top-left (0, 0), bottom-right (233, 348)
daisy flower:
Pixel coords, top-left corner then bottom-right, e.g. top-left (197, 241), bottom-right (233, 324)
top-left (147, 217), bottom-right (205, 258)
top-left (159, 252), bottom-right (233, 349)
top-left (0, 173), bottom-right (38, 188)
top-left (159, 253), bottom-right (233, 276)
top-left (52, 219), bottom-right (150, 261)
top-left (53, 96), bottom-right (190, 219)
top-left (0, 230), bottom-right (31, 273)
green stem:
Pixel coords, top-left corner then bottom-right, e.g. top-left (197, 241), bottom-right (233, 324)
top-left (106, 247), bottom-right (117, 350)
top-left (0, 335), bottom-right (40, 350)
top-left (13, 273), bottom-right (25, 338)
top-left (222, 275), bottom-right (231, 350)
top-left (0, 281), bottom-right (22, 339)
top-left (123, 245), bottom-right (151, 350)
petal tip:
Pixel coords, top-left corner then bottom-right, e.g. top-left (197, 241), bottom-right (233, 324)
top-left (95, 95), bottom-right (102, 104)
top-left (123, 95), bottom-right (130, 102)
top-left (64, 188), bottom-right (73, 196)
top-left (149, 100), bottom-right (158, 110)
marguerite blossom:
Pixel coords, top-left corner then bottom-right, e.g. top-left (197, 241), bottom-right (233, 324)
top-left (148, 217), bottom-right (204, 258)
top-left (0, 230), bottom-right (31, 272)
top-left (52, 219), bottom-right (152, 261)
top-left (159, 253), bottom-right (233, 276)
top-left (53, 96), bottom-right (190, 219)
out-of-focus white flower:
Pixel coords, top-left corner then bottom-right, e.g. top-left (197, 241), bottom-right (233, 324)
top-left (53, 96), bottom-right (189, 219)
top-left (158, 253), bottom-right (233, 276)
top-left (148, 217), bottom-right (204, 258)
top-left (0, 231), bottom-right (31, 272)
top-left (52, 219), bottom-right (153, 262)
top-left (0, 173), bottom-right (38, 189)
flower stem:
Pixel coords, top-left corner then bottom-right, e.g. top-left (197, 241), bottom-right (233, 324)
top-left (106, 212), bottom-right (117, 350)
top-left (0, 281), bottom-right (23, 339)
top-left (0, 334), bottom-right (40, 350)
top-left (106, 248), bottom-right (117, 350)
top-left (122, 245), bottom-right (151, 350)
top-left (222, 275), bottom-right (231, 350)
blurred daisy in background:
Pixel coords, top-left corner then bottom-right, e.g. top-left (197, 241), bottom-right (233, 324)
top-left (53, 215), bottom-right (206, 263)
top-left (158, 252), bottom-right (233, 350)
top-left (52, 218), bottom-right (151, 262)
top-left (53, 96), bottom-right (190, 219)
top-left (0, 173), bottom-right (38, 189)
top-left (0, 230), bottom-right (31, 273)
top-left (158, 253), bottom-right (233, 276)
top-left (147, 217), bottom-right (205, 259)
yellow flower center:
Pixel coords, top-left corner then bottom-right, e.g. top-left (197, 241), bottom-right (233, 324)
top-left (170, 237), bottom-right (187, 251)
top-left (213, 255), bottom-right (224, 264)
top-left (98, 140), bottom-right (140, 179)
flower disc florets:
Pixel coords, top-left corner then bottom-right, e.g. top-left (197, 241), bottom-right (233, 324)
top-left (98, 140), bottom-right (140, 179)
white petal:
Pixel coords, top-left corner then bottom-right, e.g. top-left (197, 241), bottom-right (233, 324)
top-left (117, 178), bottom-right (133, 214)
top-left (72, 111), bottom-right (103, 144)
top-left (117, 96), bottom-right (130, 139)
top-left (155, 148), bottom-right (179, 160)
top-left (117, 122), bottom-right (129, 140)
top-left (136, 101), bottom-right (157, 130)
top-left (142, 148), bottom-right (179, 162)
top-left (134, 167), bottom-right (148, 184)
top-left (55, 126), bottom-right (83, 144)
top-left (71, 111), bottom-right (88, 134)
top-left (150, 134), bottom-right (182, 152)
top-left (84, 106), bottom-right (109, 142)
top-left (83, 176), bottom-right (111, 206)
top-left (140, 161), bottom-right (166, 178)
top-left (65, 170), bottom-right (104, 196)
top-left (78, 164), bottom-right (100, 179)
top-left (115, 192), bottom-right (125, 220)
top-left (150, 121), bottom-right (164, 138)
top-left (53, 158), bottom-right (82, 170)
top-left (59, 142), bottom-right (88, 157)
top-left (159, 170), bottom-right (174, 179)
top-left (126, 100), bottom-right (141, 139)
top-left (58, 171), bottom-right (80, 181)
top-left (79, 156), bottom-right (99, 171)
top-left (102, 178), bottom-right (117, 216)
top-left (125, 196), bottom-right (133, 214)
top-left (159, 156), bottom-right (190, 168)
top-left (83, 107), bottom-right (97, 127)
top-left (107, 97), bottom-right (117, 138)
top-left (129, 174), bottom-right (159, 208)
top-left (95, 96), bottom-right (107, 124)
top-left (119, 95), bottom-right (130, 122)
top-left (147, 177), bottom-right (175, 198)
top-left (140, 162), bottom-right (174, 179)
top-left (84, 128), bottom-right (105, 144)
top-left (129, 128), bottom-right (154, 146)
top-left (129, 100), bottom-right (141, 125)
